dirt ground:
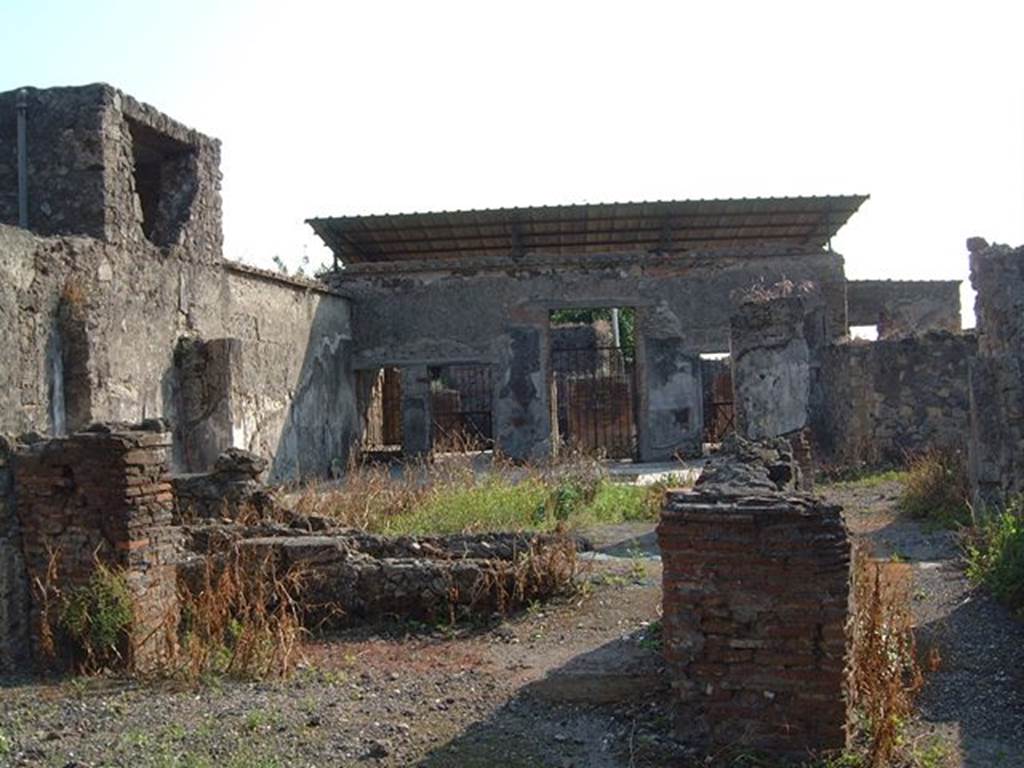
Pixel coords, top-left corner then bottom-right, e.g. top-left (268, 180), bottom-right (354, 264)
top-left (1, 479), bottom-right (1022, 767)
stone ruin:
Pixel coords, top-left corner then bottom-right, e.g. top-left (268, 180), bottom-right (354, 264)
top-left (1, 80), bottom-right (1023, 763)
top-left (659, 437), bottom-right (850, 758)
top-left (966, 238), bottom-right (1024, 506)
top-left (0, 423), bottom-right (575, 673)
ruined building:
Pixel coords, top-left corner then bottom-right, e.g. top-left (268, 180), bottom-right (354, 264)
top-left (0, 84), bottom-right (970, 479)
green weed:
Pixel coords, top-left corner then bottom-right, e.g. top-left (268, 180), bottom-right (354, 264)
top-left (965, 502), bottom-right (1024, 614)
top-left (59, 563), bottom-right (134, 672)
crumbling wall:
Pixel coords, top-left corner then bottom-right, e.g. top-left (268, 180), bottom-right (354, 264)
top-left (846, 279), bottom-right (961, 338)
top-left (967, 239), bottom-right (1024, 505)
top-left (0, 83), bottom-right (221, 255)
top-left (730, 295), bottom-right (819, 441)
top-left (820, 332), bottom-right (974, 464)
top-left (332, 248), bottom-right (842, 459)
top-left (658, 460), bottom-right (850, 758)
top-left (12, 425), bottom-right (179, 671)
top-left (0, 84), bottom-right (357, 482)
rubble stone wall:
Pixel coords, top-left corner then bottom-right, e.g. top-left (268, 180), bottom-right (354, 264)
top-left (12, 426), bottom-right (179, 671)
top-left (820, 332), bottom-right (975, 464)
top-left (730, 295), bottom-right (821, 441)
top-left (0, 84), bottom-right (357, 481)
top-left (967, 240), bottom-right (1024, 505)
top-left (658, 487), bottom-right (850, 758)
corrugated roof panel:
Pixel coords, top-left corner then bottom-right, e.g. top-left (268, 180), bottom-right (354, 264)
top-left (306, 195), bottom-right (868, 265)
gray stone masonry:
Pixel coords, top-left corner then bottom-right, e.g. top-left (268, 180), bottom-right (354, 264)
top-left (967, 239), bottom-right (1024, 506)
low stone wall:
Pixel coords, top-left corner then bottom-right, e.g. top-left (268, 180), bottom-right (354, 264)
top-left (820, 331), bottom-right (975, 465)
top-left (12, 425), bottom-right (179, 671)
top-left (968, 239), bottom-right (1024, 506)
top-left (658, 481), bottom-right (850, 758)
top-left (179, 519), bottom-right (576, 626)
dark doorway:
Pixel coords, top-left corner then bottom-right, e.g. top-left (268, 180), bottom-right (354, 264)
top-left (550, 310), bottom-right (638, 459)
top-left (700, 354), bottom-right (734, 443)
top-left (360, 367), bottom-right (402, 455)
top-left (428, 364), bottom-right (494, 452)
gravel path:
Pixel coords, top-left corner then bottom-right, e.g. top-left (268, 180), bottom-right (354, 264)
top-left (822, 479), bottom-right (1024, 767)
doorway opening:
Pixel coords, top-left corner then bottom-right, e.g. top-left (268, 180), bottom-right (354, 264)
top-left (359, 367), bottom-right (403, 459)
top-left (549, 308), bottom-right (638, 460)
top-left (428, 364), bottom-right (495, 453)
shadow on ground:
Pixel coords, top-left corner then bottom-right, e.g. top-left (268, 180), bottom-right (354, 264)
top-left (414, 633), bottom-right (678, 768)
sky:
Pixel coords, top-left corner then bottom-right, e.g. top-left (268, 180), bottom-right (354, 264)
top-left (2, 0), bottom-right (1022, 326)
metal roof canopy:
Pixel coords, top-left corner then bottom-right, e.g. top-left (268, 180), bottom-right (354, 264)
top-left (308, 195), bottom-right (868, 266)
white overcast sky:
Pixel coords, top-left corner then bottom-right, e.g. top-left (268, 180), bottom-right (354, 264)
top-left (3, 1), bottom-right (1022, 325)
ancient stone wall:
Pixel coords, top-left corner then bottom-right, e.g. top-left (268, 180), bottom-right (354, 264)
top-left (0, 83), bottom-right (357, 481)
top-left (330, 248), bottom-right (838, 459)
top-left (730, 294), bottom-right (822, 442)
top-left (819, 332), bottom-right (975, 464)
top-left (0, 225), bottom-right (356, 480)
top-left (846, 279), bottom-right (961, 338)
top-left (658, 485), bottom-right (850, 758)
top-left (12, 425), bottom-right (179, 671)
top-left (967, 239), bottom-right (1024, 505)
top-left (0, 83), bottom-right (221, 256)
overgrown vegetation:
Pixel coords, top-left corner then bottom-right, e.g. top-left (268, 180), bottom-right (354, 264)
top-left (58, 564), bottom-right (135, 672)
top-left (965, 500), bottom-right (1024, 615)
top-left (292, 453), bottom-right (674, 535)
top-left (897, 449), bottom-right (971, 527)
top-left (846, 546), bottom-right (924, 768)
top-left (176, 551), bottom-right (306, 682)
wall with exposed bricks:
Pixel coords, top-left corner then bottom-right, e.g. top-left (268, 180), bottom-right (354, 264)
top-left (12, 425), bottom-right (179, 671)
top-left (658, 488), bottom-right (850, 758)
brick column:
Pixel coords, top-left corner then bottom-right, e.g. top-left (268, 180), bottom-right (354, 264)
top-left (14, 425), bottom-right (179, 672)
top-left (658, 488), bottom-right (850, 759)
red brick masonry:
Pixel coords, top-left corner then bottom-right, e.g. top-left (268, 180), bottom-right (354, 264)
top-left (13, 427), bottom-right (179, 671)
top-left (658, 489), bottom-right (850, 759)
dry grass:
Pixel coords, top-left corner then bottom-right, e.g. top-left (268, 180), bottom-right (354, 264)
top-left (899, 448), bottom-right (970, 527)
top-left (174, 549), bottom-right (306, 682)
top-left (289, 450), bottom-right (666, 535)
top-left (848, 545), bottom-right (923, 767)
top-left (480, 530), bottom-right (578, 616)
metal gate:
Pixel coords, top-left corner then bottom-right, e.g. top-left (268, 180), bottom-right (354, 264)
top-left (550, 346), bottom-right (637, 459)
top-left (428, 364), bottom-right (494, 452)
top-left (704, 366), bottom-right (735, 443)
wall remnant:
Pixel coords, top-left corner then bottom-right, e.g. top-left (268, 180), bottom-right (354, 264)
top-left (846, 279), bottom-right (961, 338)
top-left (820, 331), bottom-right (975, 465)
top-left (729, 292), bottom-right (825, 481)
top-left (12, 423), bottom-right (179, 672)
top-left (967, 239), bottom-right (1024, 506)
top-left (0, 84), bottom-right (358, 482)
top-left (658, 446), bottom-right (850, 759)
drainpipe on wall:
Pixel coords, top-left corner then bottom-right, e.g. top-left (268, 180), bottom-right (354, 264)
top-left (16, 89), bottom-right (28, 229)
top-left (611, 307), bottom-right (621, 348)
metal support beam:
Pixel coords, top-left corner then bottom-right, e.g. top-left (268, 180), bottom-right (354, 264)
top-left (16, 89), bottom-right (28, 229)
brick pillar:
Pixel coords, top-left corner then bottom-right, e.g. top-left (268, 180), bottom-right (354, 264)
top-left (658, 488), bottom-right (850, 759)
top-left (14, 425), bottom-right (179, 672)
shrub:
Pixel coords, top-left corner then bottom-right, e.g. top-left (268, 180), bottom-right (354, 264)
top-left (965, 502), bottom-right (1024, 614)
top-left (847, 546), bottom-right (923, 767)
top-left (59, 564), bottom-right (134, 672)
top-left (898, 448), bottom-right (970, 527)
